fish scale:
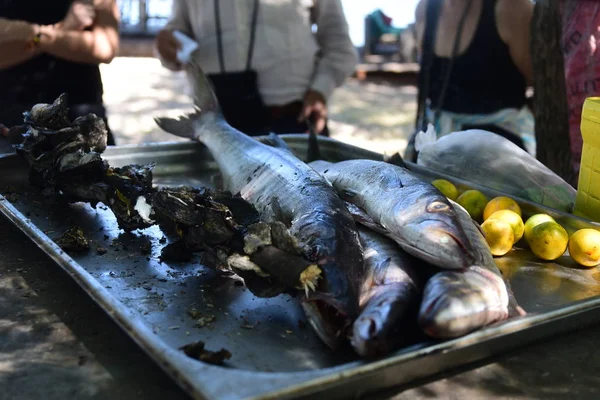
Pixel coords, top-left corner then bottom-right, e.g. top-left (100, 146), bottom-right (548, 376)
top-left (351, 225), bottom-right (422, 357)
top-left (156, 62), bottom-right (364, 350)
top-left (310, 159), bottom-right (478, 270)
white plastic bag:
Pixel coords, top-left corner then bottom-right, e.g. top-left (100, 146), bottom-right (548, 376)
top-left (173, 30), bottom-right (198, 64)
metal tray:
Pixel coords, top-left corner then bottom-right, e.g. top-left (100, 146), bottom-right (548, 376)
top-left (2, 135), bottom-right (600, 400)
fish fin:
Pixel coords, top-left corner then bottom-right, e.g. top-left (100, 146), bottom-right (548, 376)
top-left (341, 189), bottom-right (359, 201)
top-left (255, 132), bottom-right (292, 152)
top-left (186, 61), bottom-right (221, 114)
top-left (451, 200), bottom-right (486, 238)
top-left (270, 197), bottom-right (292, 227)
top-left (473, 218), bottom-right (486, 237)
top-left (383, 152), bottom-right (406, 168)
top-left (414, 123), bottom-right (437, 152)
top-left (372, 257), bottom-right (392, 284)
top-left (306, 129), bottom-right (322, 162)
top-left (344, 202), bottom-right (382, 231)
top-left (308, 160), bottom-right (333, 173)
top-left (154, 61), bottom-right (221, 139)
top-left (155, 109), bottom-right (201, 139)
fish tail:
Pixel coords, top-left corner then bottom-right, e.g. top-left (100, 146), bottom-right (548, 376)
top-left (155, 61), bottom-right (220, 139)
top-left (256, 132), bottom-right (292, 151)
top-left (187, 61), bottom-right (220, 115)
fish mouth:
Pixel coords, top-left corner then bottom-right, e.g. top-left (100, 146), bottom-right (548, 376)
top-left (351, 315), bottom-right (389, 357)
top-left (418, 290), bottom-right (479, 338)
top-left (301, 293), bottom-right (352, 350)
top-left (351, 286), bottom-right (416, 357)
top-left (440, 228), bottom-right (476, 261)
top-left (404, 220), bottom-right (475, 269)
top-left (418, 270), bottom-right (509, 338)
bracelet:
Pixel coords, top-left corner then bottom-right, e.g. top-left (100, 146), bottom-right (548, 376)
top-left (32, 32), bottom-right (42, 45)
top-left (26, 25), bottom-right (43, 50)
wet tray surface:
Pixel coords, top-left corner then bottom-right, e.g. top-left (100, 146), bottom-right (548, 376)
top-left (2, 135), bottom-right (600, 400)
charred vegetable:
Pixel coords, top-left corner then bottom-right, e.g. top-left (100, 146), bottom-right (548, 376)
top-left (153, 187), bottom-right (240, 254)
top-left (179, 341), bottom-right (232, 365)
top-left (105, 164), bottom-right (156, 231)
top-left (55, 226), bottom-right (90, 253)
top-left (11, 94), bottom-right (332, 316)
top-left (14, 93), bottom-right (110, 205)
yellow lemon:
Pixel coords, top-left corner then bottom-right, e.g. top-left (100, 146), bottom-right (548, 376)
top-left (456, 190), bottom-right (489, 222)
top-left (526, 221), bottom-right (569, 261)
top-left (483, 196), bottom-right (522, 221)
top-left (455, 184), bottom-right (472, 197)
top-left (568, 229), bottom-right (600, 267)
top-left (481, 218), bottom-right (514, 256)
top-left (524, 214), bottom-right (555, 242)
top-left (487, 209), bottom-right (524, 243)
top-left (431, 179), bottom-right (458, 200)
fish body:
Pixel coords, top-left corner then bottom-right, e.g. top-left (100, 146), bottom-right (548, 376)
top-left (418, 200), bottom-right (523, 338)
top-left (156, 63), bottom-right (364, 349)
top-left (309, 159), bottom-right (477, 270)
top-left (352, 225), bottom-right (422, 357)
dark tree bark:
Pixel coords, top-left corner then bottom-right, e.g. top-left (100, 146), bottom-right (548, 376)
top-left (531, 0), bottom-right (577, 187)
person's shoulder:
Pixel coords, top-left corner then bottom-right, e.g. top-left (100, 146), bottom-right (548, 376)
top-left (496, 0), bottom-right (533, 39)
top-left (496, 0), bottom-right (534, 24)
top-left (93, 0), bottom-right (116, 8)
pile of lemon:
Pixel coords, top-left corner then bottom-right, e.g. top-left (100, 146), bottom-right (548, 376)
top-left (431, 179), bottom-right (600, 267)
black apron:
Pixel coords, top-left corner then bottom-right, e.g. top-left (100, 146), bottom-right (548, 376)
top-left (208, 0), bottom-right (270, 136)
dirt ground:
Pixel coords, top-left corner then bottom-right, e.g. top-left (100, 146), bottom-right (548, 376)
top-left (100, 57), bottom-right (417, 155)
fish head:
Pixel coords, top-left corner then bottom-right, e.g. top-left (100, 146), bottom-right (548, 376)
top-left (300, 255), bottom-right (361, 349)
top-left (397, 195), bottom-right (477, 269)
top-left (351, 283), bottom-right (417, 357)
top-left (418, 267), bottom-right (509, 338)
top-left (301, 293), bottom-right (353, 350)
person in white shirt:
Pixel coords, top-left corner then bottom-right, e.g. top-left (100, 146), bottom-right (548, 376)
top-left (155, 0), bottom-right (357, 136)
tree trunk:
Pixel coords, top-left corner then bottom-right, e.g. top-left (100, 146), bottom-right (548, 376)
top-left (531, 0), bottom-right (577, 186)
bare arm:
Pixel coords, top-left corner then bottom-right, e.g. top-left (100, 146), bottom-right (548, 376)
top-left (310, 0), bottom-right (358, 100)
top-left (414, 0), bottom-right (427, 60)
top-left (299, 0), bottom-right (357, 133)
top-left (497, 0), bottom-right (534, 85)
top-left (0, 18), bottom-right (40, 69)
top-left (39, 0), bottom-right (120, 65)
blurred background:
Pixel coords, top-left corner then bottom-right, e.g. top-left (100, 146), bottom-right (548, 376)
top-left (106, 0), bottom-right (420, 154)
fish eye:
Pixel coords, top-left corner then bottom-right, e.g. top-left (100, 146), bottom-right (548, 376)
top-left (427, 201), bottom-right (450, 212)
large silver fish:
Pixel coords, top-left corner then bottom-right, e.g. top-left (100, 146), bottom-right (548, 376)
top-left (155, 63), bottom-right (364, 349)
top-left (352, 224), bottom-right (422, 357)
top-left (415, 129), bottom-right (576, 212)
top-left (309, 160), bottom-right (477, 270)
top-left (418, 200), bottom-right (525, 338)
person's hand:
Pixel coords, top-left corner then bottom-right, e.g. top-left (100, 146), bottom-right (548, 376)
top-left (61, 0), bottom-right (96, 31)
top-left (155, 29), bottom-right (183, 70)
top-left (299, 90), bottom-right (327, 134)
